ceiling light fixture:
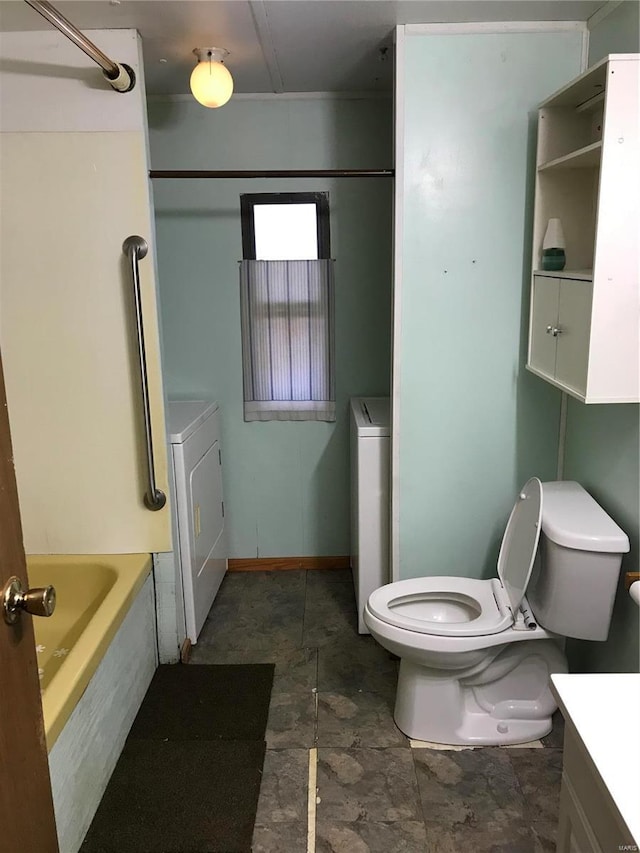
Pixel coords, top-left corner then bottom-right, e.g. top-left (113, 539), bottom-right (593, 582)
top-left (190, 47), bottom-right (233, 108)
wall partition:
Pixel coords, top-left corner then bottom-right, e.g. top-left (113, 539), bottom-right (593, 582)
top-left (392, 24), bottom-right (585, 580)
top-left (0, 30), bottom-right (171, 554)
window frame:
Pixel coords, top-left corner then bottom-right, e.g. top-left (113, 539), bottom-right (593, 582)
top-left (240, 192), bottom-right (331, 260)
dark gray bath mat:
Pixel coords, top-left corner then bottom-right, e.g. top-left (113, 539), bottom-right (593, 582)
top-left (81, 663), bottom-right (274, 853)
top-left (128, 663), bottom-right (274, 741)
top-left (80, 739), bottom-right (266, 852)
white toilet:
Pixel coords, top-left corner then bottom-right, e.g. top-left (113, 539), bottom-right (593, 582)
top-left (364, 479), bottom-right (629, 745)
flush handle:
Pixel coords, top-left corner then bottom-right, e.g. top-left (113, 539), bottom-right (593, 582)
top-left (2, 576), bottom-right (56, 625)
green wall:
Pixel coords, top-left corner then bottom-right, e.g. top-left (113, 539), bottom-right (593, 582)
top-left (148, 97), bottom-right (392, 557)
top-left (563, 6), bottom-right (640, 673)
top-left (395, 30), bottom-right (584, 580)
top-left (588, 0), bottom-right (640, 63)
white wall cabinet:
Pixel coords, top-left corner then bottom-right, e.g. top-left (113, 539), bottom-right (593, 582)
top-left (527, 54), bottom-right (639, 403)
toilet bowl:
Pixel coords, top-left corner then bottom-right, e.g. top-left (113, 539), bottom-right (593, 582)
top-left (364, 479), bottom-right (629, 745)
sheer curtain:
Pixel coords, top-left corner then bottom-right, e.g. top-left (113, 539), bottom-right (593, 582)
top-left (239, 259), bottom-right (335, 421)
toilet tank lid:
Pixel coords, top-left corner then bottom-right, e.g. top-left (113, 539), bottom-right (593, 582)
top-left (541, 481), bottom-right (630, 553)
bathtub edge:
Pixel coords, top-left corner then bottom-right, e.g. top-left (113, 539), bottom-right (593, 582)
top-left (47, 572), bottom-right (157, 853)
top-left (30, 553), bottom-right (153, 750)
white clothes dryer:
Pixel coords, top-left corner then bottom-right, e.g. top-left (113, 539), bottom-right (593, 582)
top-left (168, 400), bottom-right (227, 643)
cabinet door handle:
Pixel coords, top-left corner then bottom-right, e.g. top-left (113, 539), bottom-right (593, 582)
top-left (546, 325), bottom-right (563, 337)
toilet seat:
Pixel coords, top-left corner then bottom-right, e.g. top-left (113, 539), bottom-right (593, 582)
top-left (367, 577), bottom-right (513, 637)
top-left (367, 577), bottom-right (510, 636)
top-left (368, 478), bottom-right (544, 638)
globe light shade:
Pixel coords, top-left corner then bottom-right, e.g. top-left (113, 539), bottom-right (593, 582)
top-left (190, 48), bottom-right (233, 108)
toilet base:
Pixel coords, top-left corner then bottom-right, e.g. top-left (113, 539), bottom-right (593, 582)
top-left (394, 641), bottom-right (566, 746)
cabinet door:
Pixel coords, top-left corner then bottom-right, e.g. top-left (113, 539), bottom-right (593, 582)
top-left (555, 279), bottom-right (592, 397)
top-left (529, 275), bottom-right (560, 379)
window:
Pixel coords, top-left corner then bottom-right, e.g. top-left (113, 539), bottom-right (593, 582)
top-left (239, 193), bottom-right (335, 422)
top-left (241, 192), bottom-right (331, 260)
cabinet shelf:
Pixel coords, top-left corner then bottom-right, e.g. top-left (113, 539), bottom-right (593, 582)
top-left (538, 141), bottom-right (601, 172)
top-left (539, 55), bottom-right (609, 108)
top-left (533, 270), bottom-right (593, 281)
top-left (575, 91), bottom-right (605, 114)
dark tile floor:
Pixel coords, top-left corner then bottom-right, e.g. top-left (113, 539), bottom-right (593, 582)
top-left (192, 569), bottom-right (565, 853)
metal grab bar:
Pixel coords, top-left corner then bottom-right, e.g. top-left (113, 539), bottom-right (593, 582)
top-left (123, 236), bottom-right (166, 512)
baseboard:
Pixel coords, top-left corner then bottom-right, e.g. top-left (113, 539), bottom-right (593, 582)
top-left (228, 556), bottom-right (350, 572)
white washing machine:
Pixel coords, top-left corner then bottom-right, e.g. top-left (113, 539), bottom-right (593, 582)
top-left (350, 397), bottom-right (390, 634)
top-left (168, 400), bottom-right (227, 643)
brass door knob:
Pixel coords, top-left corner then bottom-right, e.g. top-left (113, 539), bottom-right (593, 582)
top-left (2, 576), bottom-right (56, 625)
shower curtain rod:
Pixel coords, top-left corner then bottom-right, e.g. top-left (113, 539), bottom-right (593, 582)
top-left (23, 0), bottom-right (136, 92)
top-left (149, 169), bottom-right (395, 179)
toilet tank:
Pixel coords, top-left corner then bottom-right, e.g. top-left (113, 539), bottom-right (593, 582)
top-left (527, 481), bottom-right (630, 641)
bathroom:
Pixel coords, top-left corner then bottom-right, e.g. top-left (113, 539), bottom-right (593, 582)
top-left (0, 1), bottom-right (638, 851)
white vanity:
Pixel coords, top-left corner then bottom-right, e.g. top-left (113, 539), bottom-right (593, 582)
top-left (552, 674), bottom-right (639, 852)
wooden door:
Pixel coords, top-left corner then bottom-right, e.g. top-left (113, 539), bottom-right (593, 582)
top-left (0, 354), bottom-right (59, 852)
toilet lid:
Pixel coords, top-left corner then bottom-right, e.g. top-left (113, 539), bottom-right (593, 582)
top-left (497, 477), bottom-right (543, 616)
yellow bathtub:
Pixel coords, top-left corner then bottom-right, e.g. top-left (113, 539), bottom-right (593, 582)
top-left (27, 554), bottom-right (152, 750)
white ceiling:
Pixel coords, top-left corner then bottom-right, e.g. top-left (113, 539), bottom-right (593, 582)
top-left (0, 1), bottom-right (606, 95)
